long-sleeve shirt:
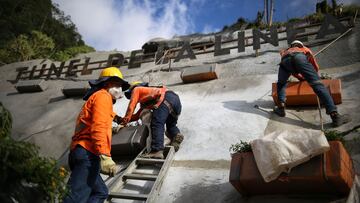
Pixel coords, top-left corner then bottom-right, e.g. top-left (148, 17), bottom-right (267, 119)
top-left (280, 46), bottom-right (320, 80)
top-left (71, 89), bottom-right (115, 156)
top-left (122, 86), bottom-right (167, 124)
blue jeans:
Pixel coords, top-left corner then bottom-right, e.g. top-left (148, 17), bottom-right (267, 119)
top-left (63, 146), bottom-right (108, 203)
top-left (151, 91), bottom-right (182, 151)
top-left (277, 52), bottom-right (337, 114)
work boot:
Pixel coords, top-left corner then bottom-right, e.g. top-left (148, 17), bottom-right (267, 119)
top-left (274, 103), bottom-right (286, 117)
top-left (170, 133), bottom-right (184, 152)
top-left (142, 150), bottom-right (164, 159)
top-left (330, 112), bottom-right (351, 127)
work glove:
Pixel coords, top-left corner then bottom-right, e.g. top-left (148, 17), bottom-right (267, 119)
top-left (100, 155), bottom-right (117, 177)
top-left (112, 124), bottom-right (124, 134)
top-left (113, 115), bottom-right (123, 124)
top-left (120, 117), bottom-right (130, 126)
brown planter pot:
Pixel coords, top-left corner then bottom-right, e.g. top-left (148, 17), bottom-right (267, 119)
top-left (181, 65), bottom-right (218, 83)
top-left (229, 141), bottom-right (354, 196)
top-left (271, 79), bottom-right (342, 106)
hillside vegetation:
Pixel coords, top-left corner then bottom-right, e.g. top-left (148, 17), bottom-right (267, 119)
top-left (0, 0), bottom-right (94, 64)
top-left (221, 2), bottom-right (360, 32)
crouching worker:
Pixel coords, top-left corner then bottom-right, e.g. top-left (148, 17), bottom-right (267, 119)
top-left (275, 40), bottom-right (351, 127)
top-left (121, 82), bottom-right (183, 159)
top-left (63, 67), bottom-right (130, 203)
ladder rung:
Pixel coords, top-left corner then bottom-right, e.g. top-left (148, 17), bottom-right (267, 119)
top-left (132, 170), bottom-right (159, 176)
top-left (123, 173), bottom-right (158, 181)
top-left (109, 192), bottom-right (148, 200)
top-left (136, 158), bottom-right (165, 165)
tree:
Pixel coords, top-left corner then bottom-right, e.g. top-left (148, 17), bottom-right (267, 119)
top-left (264, 0), bottom-right (268, 24)
top-left (30, 30), bottom-right (55, 59)
top-left (0, 0), bottom-right (91, 64)
top-left (53, 45), bottom-right (95, 61)
top-left (269, 0), bottom-right (274, 27)
top-left (255, 11), bottom-right (264, 27)
top-left (0, 30), bottom-right (54, 63)
top-left (8, 34), bottom-right (34, 62)
top-left (331, 0), bottom-right (338, 14)
top-left (0, 102), bottom-right (69, 202)
top-left (264, 0), bottom-right (274, 27)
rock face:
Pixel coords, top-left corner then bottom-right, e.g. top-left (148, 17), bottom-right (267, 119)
top-left (1, 19), bottom-right (360, 202)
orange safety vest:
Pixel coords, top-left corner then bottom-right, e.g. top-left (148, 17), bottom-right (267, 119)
top-left (280, 46), bottom-right (319, 80)
top-left (280, 46), bottom-right (320, 73)
top-left (70, 89), bottom-right (115, 156)
top-left (122, 86), bottom-right (167, 124)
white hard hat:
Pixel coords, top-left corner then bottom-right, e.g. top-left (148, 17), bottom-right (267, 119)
top-left (291, 40), bottom-right (304, 47)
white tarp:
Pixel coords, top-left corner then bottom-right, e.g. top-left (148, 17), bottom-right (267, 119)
top-left (251, 129), bottom-right (330, 182)
top-left (346, 175), bottom-right (360, 203)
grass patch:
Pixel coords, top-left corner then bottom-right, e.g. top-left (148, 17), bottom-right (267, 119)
top-left (229, 141), bottom-right (252, 154)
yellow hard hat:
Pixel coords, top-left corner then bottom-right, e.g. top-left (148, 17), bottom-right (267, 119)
top-left (99, 67), bottom-right (123, 79)
top-left (130, 81), bottom-right (142, 87)
top-left (88, 66), bottom-right (129, 88)
top-left (125, 81), bottom-right (149, 99)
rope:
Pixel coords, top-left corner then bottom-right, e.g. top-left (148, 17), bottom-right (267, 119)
top-left (316, 96), bottom-right (324, 131)
top-left (312, 23), bottom-right (355, 131)
top-left (314, 28), bottom-right (353, 57)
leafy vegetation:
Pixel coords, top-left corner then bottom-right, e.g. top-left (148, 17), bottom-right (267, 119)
top-left (324, 130), bottom-right (344, 142)
top-left (222, 1), bottom-right (360, 32)
top-left (229, 126), bottom-right (360, 154)
top-left (53, 45), bottom-right (95, 62)
top-left (0, 0), bottom-right (95, 64)
top-left (0, 102), bottom-right (69, 202)
top-left (229, 141), bottom-right (252, 154)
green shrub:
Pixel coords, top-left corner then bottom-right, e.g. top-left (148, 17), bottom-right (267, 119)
top-left (324, 130), bottom-right (344, 142)
top-left (52, 45), bottom-right (95, 61)
top-left (0, 103), bottom-right (68, 202)
top-left (229, 141), bottom-right (252, 153)
top-left (0, 102), bottom-right (12, 139)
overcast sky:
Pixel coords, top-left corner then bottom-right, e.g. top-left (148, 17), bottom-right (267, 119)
top-left (53, 0), bottom-right (360, 51)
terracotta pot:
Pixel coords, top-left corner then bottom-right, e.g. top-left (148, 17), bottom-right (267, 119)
top-left (272, 79), bottom-right (342, 106)
top-left (229, 141), bottom-right (354, 196)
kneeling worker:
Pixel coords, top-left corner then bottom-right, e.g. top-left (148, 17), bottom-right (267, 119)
top-left (275, 40), bottom-right (350, 127)
top-left (63, 67), bottom-right (129, 202)
top-left (121, 82), bottom-right (183, 159)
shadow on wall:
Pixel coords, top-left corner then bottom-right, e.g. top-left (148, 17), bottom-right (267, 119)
top-left (173, 181), bottom-right (340, 203)
top-left (173, 182), bottom-right (242, 203)
top-left (338, 68), bottom-right (360, 85)
top-left (49, 95), bottom-right (67, 103)
top-left (222, 100), bottom-right (320, 130)
top-left (174, 180), bottom-right (348, 203)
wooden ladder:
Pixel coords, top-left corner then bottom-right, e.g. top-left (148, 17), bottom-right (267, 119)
top-left (106, 146), bottom-right (175, 202)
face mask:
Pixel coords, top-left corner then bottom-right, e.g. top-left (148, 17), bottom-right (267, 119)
top-left (108, 87), bottom-right (123, 99)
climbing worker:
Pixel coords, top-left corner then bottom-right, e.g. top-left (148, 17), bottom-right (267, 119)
top-left (121, 82), bottom-right (183, 159)
top-left (63, 67), bottom-right (129, 203)
top-left (274, 40), bottom-right (351, 127)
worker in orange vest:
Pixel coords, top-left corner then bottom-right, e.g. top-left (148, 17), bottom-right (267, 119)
top-left (121, 82), bottom-right (183, 159)
top-left (275, 40), bottom-right (351, 127)
top-left (63, 67), bottom-right (129, 203)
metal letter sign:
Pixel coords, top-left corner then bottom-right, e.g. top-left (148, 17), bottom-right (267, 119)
top-left (128, 50), bottom-right (143, 69)
top-left (9, 14), bottom-right (353, 82)
top-left (214, 35), bottom-right (231, 56)
top-left (174, 41), bottom-right (196, 62)
top-left (237, 31), bottom-right (245, 53)
top-left (252, 26), bottom-right (279, 50)
top-left (107, 53), bottom-right (124, 67)
top-left (286, 21), bottom-right (308, 45)
top-left (316, 14), bottom-right (347, 39)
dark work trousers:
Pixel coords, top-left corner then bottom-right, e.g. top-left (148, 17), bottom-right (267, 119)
top-left (151, 91), bottom-right (182, 152)
top-left (63, 146), bottom-right (108, 203)
top-left (277, 52), bottom-right (337, 114)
